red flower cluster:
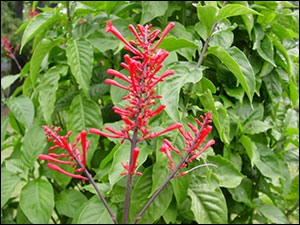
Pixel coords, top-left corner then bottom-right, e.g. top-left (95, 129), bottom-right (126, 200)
top-left (29, 8), bottom-right (40, 18)
top-left (89, 21), bottom-right (178, 176)
top-left (159, 112), bottom-right (215, 177)
top-left (2, 37), bottom-right (19, 59)
top-left (38, 126), bottom-right (91, 181)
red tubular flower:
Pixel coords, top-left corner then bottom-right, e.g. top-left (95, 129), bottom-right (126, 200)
top-left (158, 112), bottom-right (215, 177)
top-left (39, 126), bottom-right (90, 181)
top-left (120, 147), bottom-right (142, 176)
top-left (47, 163), bottom-right (87, 181)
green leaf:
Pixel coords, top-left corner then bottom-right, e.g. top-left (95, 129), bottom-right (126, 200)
top-left (207, 46), bottom-right (255, 102)
top-left (66, 93), bottom-right (102, 167)
top-left (255, 143), bottom-right (281, 179)
top-left (56, 189), bottom-right (87, 218)
top-left (159, 62), bottom-right (204, 122)
top-left (228, 178), bottom-right (253, 206)
top-left (6, 96), bottom-right (34, 129)
top-left (1, 166), bottom-right (20, 208)
top-left (188, 173), bottom-right (227, 224)
top-left (207, 155), bottom-right (245, 188)
top-left (88, 31), bottom-right (120, 53)
top-left (239, 135), bottom-right (260, 167)
top-left (20, 179), bottom-right (54, 224)
top-left (257, 35), bottom-right (276, 67)
top-left (196, 5), bottom-right (218, 36)
top-left (140, 1), bottom-right (168, 24)
top-left (16, 205), bottom-right (31, 224)
top-left (158, 36), bottom-right (198, 52)
top-left (1, 116), bottom-right (9, 145)
top-left (216, 4), bottom-right (261, 21)
top-left (21, 122), bottom-right (47, 169)
top-left (38, 66), bottom-right (66, 125)
top-left (21, 11), bottom-right (58, 52)
top-left (254, 199), bottom-right (289, 224)
top-left (244, 120), bottom-right (272, 134)
top-left (1, 74), bottom-right (20, 90)
top-left (72, 195), bottom-right (116, 224)
top-left (30, 38), bottom-right (58, 85)
top-left (130, 167), bottom-right (173, 224)
top-left (108, 142), bottom-right (152, 188)
top-left (210, 30), bottom-right (234, 48)
top-left (66, 38), bottom-right (94, 95)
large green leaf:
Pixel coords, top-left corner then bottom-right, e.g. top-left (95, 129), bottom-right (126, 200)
top-left (257, 35), bottom-right (276, 67)
top-left (6, 96), bottom-right (34, 129)
top-left (255, 143), bottom-right (281, 179)
top-left (188, 173), bottom-right (227, 224)
top-left (30, 38), bottom-right (59, 85)
top-left (254, 199), bottom-right (289, 224)
top-left (1, 166), bottom-right (20, 208)
top-left (140, 1), bottom-right (168, 24)
top-left (20, 179), bottom-right (54, 224)
top-left (216, 4), bottom-right (261, 21)
top-left (207, 155), bottom-right (245, 188)
top-left (21, 122), bottom-right (47, 169)
top-left (66, 93), bottom-right (102, 167)
top-left (72, 195), bottom-right (116, 224)
top-left (207, 46), bottom-right (255, 102)
top-left (21, 11), bottom-right (58, 52)
top-left (38, 66), bottom-right (67, 125)
top-left (1, 116), bottom-right (9, 145)
top-left (158, 36), bottom-right (198, 52)
top-left (195, 5), bottom-right (218, 36)
top-left (130, 167), bottom-right (173, 224)
top-left (228, 178), bottom-right (253, 206)
top-left (1, 74), bottom-right (20, 90)
top-left (56, 189), bottom-right (87, 218)
top-left (88, 31), bottom-right (120, 53)
top-left (66, 38), bottom-right (94, 95)
top-left (159, 62), bottom-right (204, 122)
top-left (239, 135), bottom-right (260, 167)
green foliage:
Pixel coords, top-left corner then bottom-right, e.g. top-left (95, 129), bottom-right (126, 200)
top-left (1, 1), bottom-right (299, 224)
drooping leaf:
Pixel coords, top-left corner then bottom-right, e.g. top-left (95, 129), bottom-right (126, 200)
top-left (21, 11), bottom-right (58, 52)
top-left (56, 189), bottom-right (87, 218)
top-left (30, 38), bottom-right (58, 85)
top-left (130, 167), bottom-right (173, 224)
top-left (1, 166), bottom-right (20, 208)
top-left (20, 179), bottom-right (54, 224)
top-left (216, 4), bottom-right (261, 21)
top-left (6, 96), bottom-right (34, 129)
top-left (206, 46), bottom-right (255, 102)
top-left (66, 92), bottom-right (102, 167)
top-left (188, 173), bottom-right (227, 224)
top-left (140, 1), bottom-right (168, 25)
top-left (1, 74), bottom-right (21, 90)
top-left (66, 38), bottom-right (94, 95)
top-left (72, 195), bottom-right (116, 224)
top-left (254, 198), bottom-right (289, 224)
top-left (21, 122), bottom-right (47, 169)
top-left (38, 66), bottom-right (67, 125)
top-left (207, 155), bottom-right (245, 188)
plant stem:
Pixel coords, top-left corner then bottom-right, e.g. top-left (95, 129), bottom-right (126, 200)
top-left (133, 117), bottom-right (209, 224)
top-left (122, 126), bottom-right (139, 224)
top-left (66, 1), bottom-right (72, 38)
top-left (196, 0), bottom-right (227, 68)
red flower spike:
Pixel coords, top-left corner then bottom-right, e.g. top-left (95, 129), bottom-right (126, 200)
top-left (187, 140), bottom-right (215, 163)
top-left (129, 147), bottom-right (140, 174)
top-left (39, 126), bottom-right (90, 181)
